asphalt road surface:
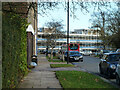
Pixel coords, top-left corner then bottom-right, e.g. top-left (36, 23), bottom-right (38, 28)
top-left (72, 55), bottom-right (119, 87)
top-left (72, 55), bottom-right (101, 74)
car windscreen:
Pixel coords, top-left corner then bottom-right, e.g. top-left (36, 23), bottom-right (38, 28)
top-left (103, 50), bottom-right (110, 53)
top-left (69, 44), bottom-right (78, 50)
top-left (109, 54), bottom-right (120, 61)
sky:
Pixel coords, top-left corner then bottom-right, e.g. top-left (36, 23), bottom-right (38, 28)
top-left (37, 2), bottom-right (118, 32)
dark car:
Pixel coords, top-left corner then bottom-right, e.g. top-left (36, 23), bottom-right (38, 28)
top-left (99, 52), bottom-right (120, 78)
top-left (64, 51), bottom-right (83, 62)
top-left (41, 50), bottom-right (47, 54)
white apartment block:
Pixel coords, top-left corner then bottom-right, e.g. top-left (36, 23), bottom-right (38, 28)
top-left (37, 28), bottom-right (103, 53)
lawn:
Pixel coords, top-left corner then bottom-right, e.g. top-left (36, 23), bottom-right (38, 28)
top-left (94, 55), bottom-right (100, 58)
top-left (46, 56), bottom-right (50, 60)
top-left (56, 71), bottom-right (116, 88)
top-left (47, 56), bottom-right (66, 62)
top-left (50, 64), bottom-right (74, 68)
top-left (48, 60), bottom-right (66, 62)
top-left (46, 56), bottom-right (59, 59)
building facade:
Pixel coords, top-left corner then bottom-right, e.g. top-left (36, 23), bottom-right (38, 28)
top-left (37, 28), bottom-right (103, 53)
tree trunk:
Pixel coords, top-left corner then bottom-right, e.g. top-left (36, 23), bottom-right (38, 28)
top-left (46, 46), bottom-right (48, 56)
top-left (50, 47), bottom-right (53, 61)
top-left (62, 51), bottom-right (64, 61)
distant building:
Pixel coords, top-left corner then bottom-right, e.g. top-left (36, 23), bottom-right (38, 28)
top-left (37, 28), bottom-right (103, 53)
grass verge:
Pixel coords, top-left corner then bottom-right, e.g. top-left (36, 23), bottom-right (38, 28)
top-left (46, 56), bottom-right (49, 60)
top-left (56, 71), bottom-right (116, 88)
top-left (48, 60), bottom-right (66, 62)
top-left (53, 56), bottom-right (59, 59)
top-left (50, 64), bottom-right (74, 68)
top-left (46, 56), bottom-right (59, 59)
top-left (47, 56), bottom-right (66, 62)
top-left (46, 56), bottom-right (58, 59)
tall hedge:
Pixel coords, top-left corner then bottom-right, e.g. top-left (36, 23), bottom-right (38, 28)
top-left (2, 13), bottom-right (28, 88)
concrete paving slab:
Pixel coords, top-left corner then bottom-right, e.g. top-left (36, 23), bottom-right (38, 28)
top-left (19, 54), bottom-right (62, 88)
top-left (40, 71), bottom-right (55, 75)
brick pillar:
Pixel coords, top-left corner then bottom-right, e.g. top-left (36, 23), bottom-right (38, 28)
top-left (27, 32), bottom-right (33, 65)
top-left (26, 24), bottom-right (34, 66)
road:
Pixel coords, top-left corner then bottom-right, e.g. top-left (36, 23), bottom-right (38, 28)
top-left (72, 56), bottom-right (101, 74)
top-left (72, 55), bottom-right (119, 87)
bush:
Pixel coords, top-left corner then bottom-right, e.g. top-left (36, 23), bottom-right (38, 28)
top-left (2, 13), bottom-right (28, 88)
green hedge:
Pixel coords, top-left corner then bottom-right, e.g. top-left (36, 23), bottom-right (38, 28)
top-left (2, 13), bottom-right (28, 88)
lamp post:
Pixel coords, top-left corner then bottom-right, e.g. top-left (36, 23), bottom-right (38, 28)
top-left (67, 0), bottom-right (69, 64)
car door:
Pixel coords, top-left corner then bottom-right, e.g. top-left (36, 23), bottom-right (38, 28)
top-left (103, 55), bottom-right (109, 72)
top-left (101, 55), bottom-right (107, 72)
top-left (117, 64), bottom-right (120, 76)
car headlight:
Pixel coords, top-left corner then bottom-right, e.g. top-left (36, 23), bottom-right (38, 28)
top-left (117, 64), bottom-right (120, 67)
top-left (110, 64), bottom-right (116, 69)
top-left (80, 56), bottom-right (83, 58)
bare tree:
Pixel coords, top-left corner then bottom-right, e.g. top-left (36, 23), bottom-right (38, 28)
top-left (44, 20), bottom-right (64, 60)
top-left (89, 2), bottom-right (120, 49)
top-left (106, 10), bottom-right (120, 48)
top-left (90, 11), bottom-right (107, 49)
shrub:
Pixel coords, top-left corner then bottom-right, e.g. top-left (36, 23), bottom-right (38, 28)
top-left (2, 13), bottom-right (28, 88)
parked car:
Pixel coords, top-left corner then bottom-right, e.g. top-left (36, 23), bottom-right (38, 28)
top-left (41, 50), bottom-right (47, 54)
top-left (99, 52), bottom-right (120, 78)
top-left (64, 51), bottom-right (83, 62)
top-left (116, 64), bottom-right (120, 85)
top-left (80, 50), bottom-right (92, 56)
top-left (94, 52), bottom-right (101, 56)
top-left (99, 50), bottom-right (111, 58)
top-left (116, 49), bottom-right (120, 53)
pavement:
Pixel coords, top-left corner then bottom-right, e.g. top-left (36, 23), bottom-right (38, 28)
top-left (19, 54), bottom-right (86, 88)
top-left (19, 54), bottom-right (62, 88)
top-left (19, 54), bottom-right (120, 88)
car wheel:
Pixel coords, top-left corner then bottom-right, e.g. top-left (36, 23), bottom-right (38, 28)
top-left (77, 60), bottom-right (80, 62)
top-left (116, 74), bottom-right (120, 85)
top-left (99, 66), bottom-right (103, 74)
